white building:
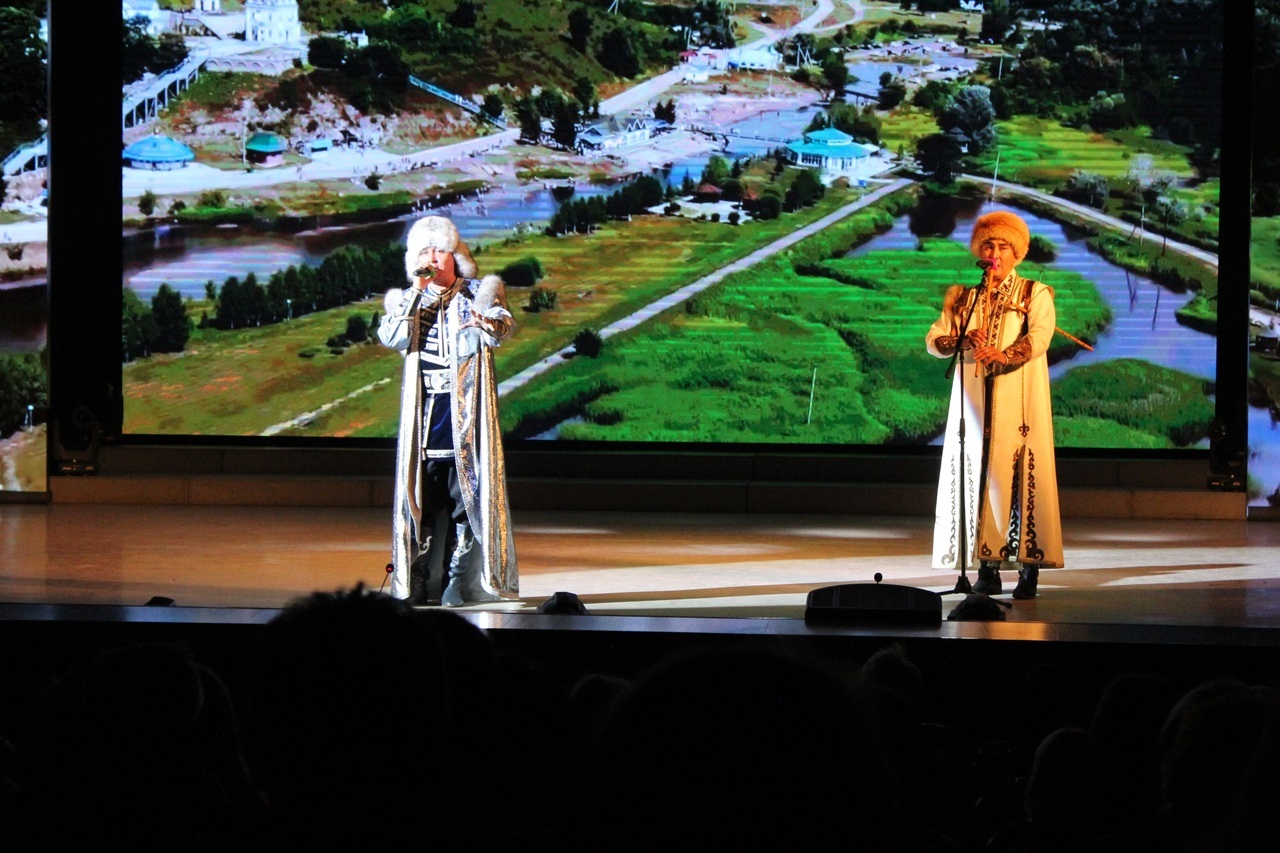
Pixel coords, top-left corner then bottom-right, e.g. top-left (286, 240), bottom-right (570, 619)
top-left (122, 0), bottom-right (167, 35)
top-left (786, 127), bottom-right (876, 179)
top-left (725, 44), bottom-right (782, 71)
top-left (244, 0), bottom-right (301, 45)
top-left (577, 116), bottom-right (653, 152)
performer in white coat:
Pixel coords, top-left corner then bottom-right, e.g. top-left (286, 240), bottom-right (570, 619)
top-left (377, 215), bottom-right (518, 606)
top-left (925, 210), bottom-right (1063, 599)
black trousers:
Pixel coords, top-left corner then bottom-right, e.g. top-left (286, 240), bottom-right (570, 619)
top-left (408, 458), bottom-right (471, 603)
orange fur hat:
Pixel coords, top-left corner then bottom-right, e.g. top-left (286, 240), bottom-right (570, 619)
top-left (970, 210), bottom-right (1030, 263)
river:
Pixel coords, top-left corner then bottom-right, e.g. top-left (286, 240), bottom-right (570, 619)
top-left (123, 180), bottom-right (621, 300)
top-left (849, 196), bottom-right (1219, 380)
top-left (122, 68), bottom-right (940, 301)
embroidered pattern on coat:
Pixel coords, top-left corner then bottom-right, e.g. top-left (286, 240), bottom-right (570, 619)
top-left (1024, 449), bottom-right (1043, 561)
top-left (1002, 446), bottom-right (1024, 561)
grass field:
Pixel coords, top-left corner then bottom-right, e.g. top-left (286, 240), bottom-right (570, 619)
top-left (498, 224), bottom-right (1115, 445)
top-left (123, 186), bottom-right (875, 437)
top-left (1252, 216), bottom-right (1280, 294)
top-left (972, 117), bottom-right (1193, 188)
top-left (878, 107), bottom-right (941, 160)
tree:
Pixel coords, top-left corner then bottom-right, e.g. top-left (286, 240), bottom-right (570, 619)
top-left (121, 288), bottom-right (157, 362)
top-left (1064, 171), bottom-right (1110, 208)
top-left (700, 154), bottom-right (731, 187)
top-left (940, 85), bottom-right (996, 154)
top-left (551, 96), bottom-right (580, 149)
top-left (573, 76), bottom-right (597, 117)
top-left (513, 95), bottom-right (542, 142)
top-left (499, 257), bottom-right (544, 289)
top-left (980, 0), bottom-right (1016, 43)
top-left (878, 77), bottom-right (908, 109)
top-left (150, 284), bottom-right (191, 353)
top-left (568, 6), bottom-right (593, 53)
top-left (915, 133), bottom-right (964, 185)
top-left (138, 190), bottom-right (158, 218)
top-left (482, 92), bottom-right (504, 120)
top-left (309, 35), bottom-right (348, 69)
top-left (692, 0), bottom-right (735, 48)
top-left (155, 32), bottom-right (189, 70)
top-left (787, 169), bottom-right (824, 209)
top-left (0, 351), bottom-right (46, 437)
top-left (122, 15), bottom-right (159, 84)
top-left (0, 7), bottom-right (43, 129)
top-left (448, 0), bottom-right (478, 28)
top-left (598, 27), bottom-right (639, 78)
top-left (345, 314), bottom-right (369, 343)
top-left (912, 79), bottom-right (954, 115)
top-left (821, 53), bottom-right (849, 101)
top-left (755, 191), bottom-right (783, 220)
top-left (1085, 91), bottom-right (1135, 132)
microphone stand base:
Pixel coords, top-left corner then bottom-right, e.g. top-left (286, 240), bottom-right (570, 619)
top-left (950, 574), bottom-right (973, 595)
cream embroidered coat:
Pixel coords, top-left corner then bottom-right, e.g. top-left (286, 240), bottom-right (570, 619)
top-left (926, 273), bottom-right (1064, 571)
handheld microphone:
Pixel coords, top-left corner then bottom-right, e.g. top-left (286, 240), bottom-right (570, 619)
top-left (413, 263), bottom-right (438, 280)
top-left (976, 259), bottom-right (996, 271)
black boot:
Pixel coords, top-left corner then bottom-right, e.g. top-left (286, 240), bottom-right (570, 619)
top-left (972, 562), bottom-right (1002, 596)
top-left (442, 523), bottom-right (498, 607)
top-left (1012, 566), bottom-right (1039, 600)
top-left (407, 548), bottom-right (434, 606)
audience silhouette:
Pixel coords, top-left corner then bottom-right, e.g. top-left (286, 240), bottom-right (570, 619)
top-left (2, 586), bottom-right (1279, 852)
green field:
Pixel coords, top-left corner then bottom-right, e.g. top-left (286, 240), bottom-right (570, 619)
top-left (1252, 216), bottom-right (1280, 295)
top-left (123, 187), bottom-right (882, 437)
top-left (971, 117), bottom-right (1193, 188)
top-left (498, 227), bottom-right (1115, 445)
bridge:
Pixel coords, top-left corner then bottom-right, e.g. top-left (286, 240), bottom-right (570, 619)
top-left (2, 133), bottom-right (47, 178)
top-left (122, 54), bottom-right (206, 131)
top-left (845, 86), bottom-right (881, 105)
top-left (688, 125), bottom-right (792, 145)
top-left (408, 75), bottom-right (507, 130)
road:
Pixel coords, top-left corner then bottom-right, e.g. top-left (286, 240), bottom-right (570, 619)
top-left (495, 176), bottom-right (914, 397)
top-left (121, 0), bottom-right (843, 202)
top-left (963, 174), bottom-right (1219, 270)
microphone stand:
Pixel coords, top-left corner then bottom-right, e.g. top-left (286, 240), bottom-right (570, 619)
top-left (943, 265), bottom-right (992, 595)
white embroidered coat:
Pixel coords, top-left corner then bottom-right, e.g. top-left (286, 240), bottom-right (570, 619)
top-left (377, 276), bottom-right (518, 600)
top-left (925, 272), bottom-right (1064, 571)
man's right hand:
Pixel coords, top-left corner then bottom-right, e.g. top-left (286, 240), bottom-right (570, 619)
top-left (962, 329), bottom-right (987, 350)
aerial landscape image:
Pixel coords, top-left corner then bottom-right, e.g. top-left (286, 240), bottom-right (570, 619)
top-left (14, 1), bottom-right (1247, 492)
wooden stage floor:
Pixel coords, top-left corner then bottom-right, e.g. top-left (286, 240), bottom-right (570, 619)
top-left (5, 503), bottom-right (1280, 645)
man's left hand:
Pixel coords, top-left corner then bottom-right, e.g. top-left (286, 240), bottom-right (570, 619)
top-left (974, 345), bottom-right (1009, 366)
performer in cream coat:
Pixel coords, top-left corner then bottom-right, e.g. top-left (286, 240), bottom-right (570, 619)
top-left (926, 210), bottom-right (1063, 599)
top-left (377, 215), bottom-right (518, 606)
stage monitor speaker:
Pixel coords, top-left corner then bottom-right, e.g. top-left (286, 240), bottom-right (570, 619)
top-left (804, 582), bottom-right (942, 627)
top-left (538, 591), bottom-right (588, 615)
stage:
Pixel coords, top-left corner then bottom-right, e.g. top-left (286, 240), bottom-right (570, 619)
top-left (4, 503), bottom-right (1280, 644)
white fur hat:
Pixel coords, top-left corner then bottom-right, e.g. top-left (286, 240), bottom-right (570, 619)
top-left (404, 215), bottom-right (477, 280)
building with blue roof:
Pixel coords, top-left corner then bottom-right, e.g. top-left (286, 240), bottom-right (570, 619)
top-left (785, 127), bottom-right (876, 180)
top-left (122, 134), bottom-right (196, 170)
top-left (245, 131), bottom-right (287, 167)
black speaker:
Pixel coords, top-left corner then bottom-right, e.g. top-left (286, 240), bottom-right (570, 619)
top-left (804, 583), bottom-right (942, 626)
